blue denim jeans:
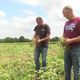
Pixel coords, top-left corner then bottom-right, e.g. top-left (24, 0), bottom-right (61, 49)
top-left (64, 45), bottom-right (80, 80)
top-left (34, 47), bottom-right (48, 70)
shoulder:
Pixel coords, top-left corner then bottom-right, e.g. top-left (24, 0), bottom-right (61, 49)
top-left (34, 25), bottom-right (38, 31)
top-left (43, 24), bottom-right (50, 33)
top-left (75, 17), bottom-right (80, 27)
top-left (76, 17), bottom-right (80, 22)
top-left (44, 24), bottom-right (49, 26)
top-left (43, 24), bottom-right (50, 28)
top-left (65, 21), bottom-right (69, 26)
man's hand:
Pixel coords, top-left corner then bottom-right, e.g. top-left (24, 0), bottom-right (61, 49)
top-left (60, 38), bottom-right (72, 46)
top-left (64, 38), bottom-right (72, 46)
top-left (32, 38), bottom-right (38, 45)
top-left (37, 39), bottom-right (42, 43)
top-left (32, 35), bottom-right (40, 45)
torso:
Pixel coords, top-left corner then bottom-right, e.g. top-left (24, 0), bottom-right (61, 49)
top-left (34, 24), bottom-right (50, 47)
top-left (64, 17), bottom-right (80, 47)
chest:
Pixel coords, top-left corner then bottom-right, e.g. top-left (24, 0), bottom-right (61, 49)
top-left (64, 23), bottom-right (76, 32)
top-left (36, 27), bottom-right (46, 35)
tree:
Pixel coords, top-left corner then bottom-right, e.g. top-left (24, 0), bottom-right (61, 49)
top-left (50, 37), bottom-right (60, 41)
top-left (4, 37), bottom-right (15, 43)
top-left (18, 36), bottom-right (26, 42)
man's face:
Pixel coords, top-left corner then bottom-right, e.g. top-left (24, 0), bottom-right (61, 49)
top-left (36, 18), bottom-right (43, 26)
top-left (62, 9), bottom-right (71, 19)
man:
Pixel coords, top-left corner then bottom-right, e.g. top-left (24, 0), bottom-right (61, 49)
top-left (33, 17), bottom-right (50, 71)
top-left (62, 6), bottom-right (80, 80)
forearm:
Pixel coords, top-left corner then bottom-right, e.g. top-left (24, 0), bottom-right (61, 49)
top-left (33, 32), bottom-right (38, 40)
top-left (70, 36), bottom-right (80, 43)
top-left (32, 32), bottom-right (37, 42)
top-left (40, 34), bottom-right (50, 41)
top-left (32, 35), bottom-right (36, 41)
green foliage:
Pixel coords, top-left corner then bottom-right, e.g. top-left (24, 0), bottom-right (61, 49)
top-left (0, 42), bottom-right (64, 80)
top-left (18, 36), bottom-right (26, 42)
top-left (50, 37), bottom-right (60, 42)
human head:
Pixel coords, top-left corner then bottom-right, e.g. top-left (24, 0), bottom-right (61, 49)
top-left (36, 17), bottom-right (43, 26)
top-left (62, 6), bottom-right (74, 20)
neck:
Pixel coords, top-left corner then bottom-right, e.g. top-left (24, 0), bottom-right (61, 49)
top-left (70, 14), bottom-right (76, 20)
top-left (38, 23), bottom-right (43, 26)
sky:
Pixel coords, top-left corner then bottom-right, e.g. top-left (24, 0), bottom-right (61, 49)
top-left (0, 0), bottom-right (80, 39)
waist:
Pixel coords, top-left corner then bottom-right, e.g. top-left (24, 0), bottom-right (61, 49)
top-left (67, 43), bottom-right (80, 48)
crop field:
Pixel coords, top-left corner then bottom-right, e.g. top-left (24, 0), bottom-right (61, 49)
top-left (0, 42), bottom-right (65, 80)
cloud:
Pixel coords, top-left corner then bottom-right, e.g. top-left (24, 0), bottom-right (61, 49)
top-left (24, 10), bottom-right (36, 16)
top-left (37, 0), bottom-right (80, 37)
top-left (10, 16), bottom-right (37, 39)
top-left (0, 15), bottom-right (37, 39)
top-left (36, 0), bottom-right (65, 37)
top-left (1, 0), bottom-right (80, 39)
top-left (0, 10), bottom-right (6, 17)
top-left (10, 0), bottom-right (39, 6)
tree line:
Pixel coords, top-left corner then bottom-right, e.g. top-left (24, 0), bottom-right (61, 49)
top-left (0, 36), bottom-right (31, 43)
top-left (0, 36), bottom-right (60, 43)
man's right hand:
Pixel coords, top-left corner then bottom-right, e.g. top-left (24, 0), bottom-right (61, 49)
top-left (32, 39), bottom-right (38, 45)
top-left (32, 35), bottom-right (41, 46)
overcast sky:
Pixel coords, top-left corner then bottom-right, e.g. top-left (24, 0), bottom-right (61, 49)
top-left (0, 0), bottom-right (80, 39)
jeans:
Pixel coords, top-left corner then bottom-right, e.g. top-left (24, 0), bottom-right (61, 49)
top-left (34, 47), bottom-right (48, 70)
top-left (64, 46), bottom-right (80, 80)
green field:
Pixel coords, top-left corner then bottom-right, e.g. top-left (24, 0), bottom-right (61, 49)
top-left (0, 42), bottom-right (64, 80)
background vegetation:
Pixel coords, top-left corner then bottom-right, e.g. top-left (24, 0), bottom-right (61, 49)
top-left (0, 36), bottom-right (65, 80)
